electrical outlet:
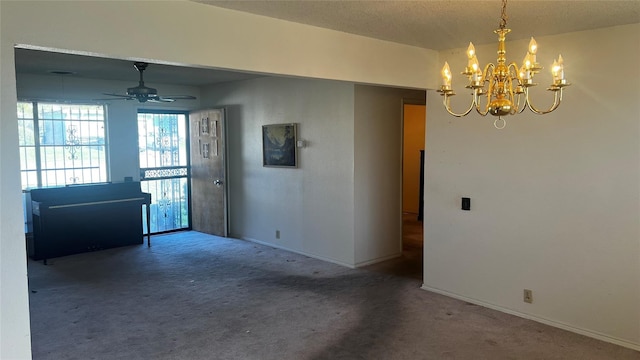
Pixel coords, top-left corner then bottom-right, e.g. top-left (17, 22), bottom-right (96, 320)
top-left (275, 230), bottom-right (280, 239)
top-left (523, 289), bottom-right (533, 304)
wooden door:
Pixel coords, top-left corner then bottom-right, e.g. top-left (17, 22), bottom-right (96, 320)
top-left (189, 109), bottom-right (227, 236)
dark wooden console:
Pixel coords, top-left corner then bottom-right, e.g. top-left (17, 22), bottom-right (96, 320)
top-left (28, 182), bottom-right (151, 261)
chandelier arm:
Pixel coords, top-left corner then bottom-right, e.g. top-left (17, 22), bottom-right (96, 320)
top-left (507, 63), bottom-right (521, 114)
top-left (474, 64), bottom-right (496, 116)
top-left (506, 77), bottom-right (518, 115)
top-left (525, 89), bottom-right (562, 115)
top-left (507, 62), bottom-right (522, 87)
top-left (508, 63), bottom-right (527, 114)
top-left (475, 91), bottom-right (491, 116)
top-left (481, 63), bottom-right (495, 83)
top-left (515, 92), bottom-right (527, 114)
top-left (442, 93), bottom-right (476, 117)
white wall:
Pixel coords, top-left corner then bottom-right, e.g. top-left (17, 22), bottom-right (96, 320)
top-left (354, 85), bottom-right (425, 266)
top-left (424, 24), bottom-right (640, 349)
top-left (3, 1), bottom-right (437, 90)
top-left (0, 13), bottom-right (32, 359)
top-left (201, 77), bottom-right (356, 266)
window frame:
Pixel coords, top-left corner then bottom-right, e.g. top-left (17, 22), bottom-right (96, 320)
top-left (17, 101), bottom-right (110, 190)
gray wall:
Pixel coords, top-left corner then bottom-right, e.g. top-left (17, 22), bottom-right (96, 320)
top-left (202, 78), bottom-right (425, 267)
top-left (202, 77), bottom-right (357, 266)
top-left (354, 85), bottom-right (425, 266)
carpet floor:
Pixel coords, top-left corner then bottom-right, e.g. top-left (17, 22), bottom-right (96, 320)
top-left (27, 231), bottom-right (639, 360)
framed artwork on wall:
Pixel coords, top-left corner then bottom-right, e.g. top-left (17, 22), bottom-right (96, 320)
top-left (262, 123), bottom-right (297, 167)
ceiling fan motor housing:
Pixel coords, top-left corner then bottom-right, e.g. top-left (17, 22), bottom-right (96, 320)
top-left (127, 62), bottom-right (158, 102)
top-left (127, 85), bottom-right (158, 102)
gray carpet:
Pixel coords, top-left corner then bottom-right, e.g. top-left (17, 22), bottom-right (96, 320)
top-left (28, 231), bottom-right (639, 360)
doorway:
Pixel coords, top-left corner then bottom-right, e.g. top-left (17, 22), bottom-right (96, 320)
top-left (189, 108), bottom-right (228, 237)
top-left (402, 103), bottom-right (426, 270)
top-left (137, 111), bottom-right (190, 234)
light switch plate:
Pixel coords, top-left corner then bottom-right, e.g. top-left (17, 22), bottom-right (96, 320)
top-left (462, 197), bottom-right (471, 211)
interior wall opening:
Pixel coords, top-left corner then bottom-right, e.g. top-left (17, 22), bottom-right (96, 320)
top-left (401, 103), bottom-right (426, 275)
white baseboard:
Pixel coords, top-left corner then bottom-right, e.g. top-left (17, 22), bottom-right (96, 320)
top-left (234, 235), bottom-right (401, 269)
top-left (420, 284), bottom-right (640, 352)
top-left (231, 234), bottom-right (357, 269)
top-left (354, 253), bottom-right (402, 268)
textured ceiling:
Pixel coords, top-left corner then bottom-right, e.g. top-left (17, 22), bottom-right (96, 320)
top-left (14, 49), bottom-right (261, 87)
top-left (196, 0), bottom-right (640, 50)
top-left (14, 1), bottom-right (640, 88)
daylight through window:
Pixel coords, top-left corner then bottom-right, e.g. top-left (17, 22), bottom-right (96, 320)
top-left (17, 101), bottom-right (108, 189)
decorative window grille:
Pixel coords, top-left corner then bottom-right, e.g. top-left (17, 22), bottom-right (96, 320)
top-left (17, 101), bottom-right (108, 190)
top-left (138, 111), bottom-right (189, 233)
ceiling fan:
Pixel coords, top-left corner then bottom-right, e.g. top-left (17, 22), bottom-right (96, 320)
top-left (101, 62), bottom-right (196, 103)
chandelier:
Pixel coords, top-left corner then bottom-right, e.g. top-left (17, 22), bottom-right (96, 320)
top-left (437, 0), bottom-right (570, 129)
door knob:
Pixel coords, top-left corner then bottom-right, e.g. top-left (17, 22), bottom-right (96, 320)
top-left (213, 179), bottom-right (223, 186)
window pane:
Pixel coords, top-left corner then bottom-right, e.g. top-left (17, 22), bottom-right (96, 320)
top-left (178, 114), bottom-right (187, 166)
top-left (18, 119), bottom-right (35, 146)
top-left (20, 147), bottom-right (37, 170)
top-left (18, 102), bottom-right (37, 190)
top-left (17, 102), bottom-right (33, 119)
top-left (21, 171), bottom-right (38, 190)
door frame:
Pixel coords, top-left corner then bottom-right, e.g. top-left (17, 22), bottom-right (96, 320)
top-left (400, 98), bottom-right (426, 253)
top-left (137, 109), bottom-right (193, 234)
top-left (189, 108), bottom-right (229, 237)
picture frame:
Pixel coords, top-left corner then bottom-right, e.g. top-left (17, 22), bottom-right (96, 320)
top-left (262, 123), bottom-right (297, 167)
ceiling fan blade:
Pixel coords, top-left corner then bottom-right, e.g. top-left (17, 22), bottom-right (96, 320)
top-left (147, 98), bottom-right (175, 103)
top-left (100, 93), bottom-right (135, 100)
top-left (161, 95), bottom-right (197, 100)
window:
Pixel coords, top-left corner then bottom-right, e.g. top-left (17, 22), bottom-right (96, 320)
top-left (17, 101), bottom-right (108, 190)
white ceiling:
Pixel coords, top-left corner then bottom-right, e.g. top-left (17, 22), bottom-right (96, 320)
top-left (14, 1), bottom-right (640, 87)
top-left (196, 0), bottom-right (640, 50)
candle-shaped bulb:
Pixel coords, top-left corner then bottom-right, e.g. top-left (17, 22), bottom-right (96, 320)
top-left (470, 56), bottom-right (481, 81)
top-left (556, 54), bottom-right (565, 80)
top-left (467, 42), bottom-right (476, 59)
top-left (522, 53), bottom-right (532, 70)
top-left (528, 37), bottom-right (537, 64)
top-left (551, 59), bottom-right (560, 81)
top-left (528, 37), bottom-right (538, 54)
top-left (466, 43), bottom-right (477, 71)
top-left (442, 62), bottom-right (452, 87)
top-left (520, 65), bottom-right (530, 80)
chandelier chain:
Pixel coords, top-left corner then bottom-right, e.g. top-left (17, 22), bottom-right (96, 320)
top-left (499, 0), bottom-right (508, 29)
